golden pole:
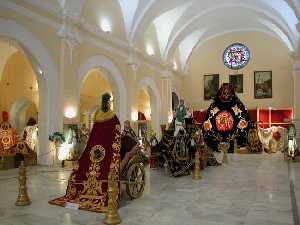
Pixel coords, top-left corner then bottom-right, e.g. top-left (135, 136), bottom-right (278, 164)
top-left (192, 149), bottom-right (201, 180)
top-left (223, 147), bottom-right (228, 164)
top-left (15, 161), bottom-right (31, 206)
top-left (234, 139), bottom-right (238, 154)
top-left (104, 172), bottom-right (121, 225)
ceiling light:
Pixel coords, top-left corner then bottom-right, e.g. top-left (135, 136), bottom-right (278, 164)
top-left (146, 44), bottom-right (155, 56)
top-left (64, 106), bottom-right (77, 119)
top-left (173, 61), bottom-right (178, 70)
top-left (100, 18), bottom-right (112, 33)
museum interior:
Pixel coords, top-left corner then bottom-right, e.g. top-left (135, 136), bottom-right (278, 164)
top-left (0, 0), bottom-right (300, 225)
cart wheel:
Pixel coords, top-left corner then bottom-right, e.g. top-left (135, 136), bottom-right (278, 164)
top-left (126, 163), bottom-right (145, 199)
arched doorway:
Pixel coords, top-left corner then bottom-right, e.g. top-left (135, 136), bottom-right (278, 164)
top-left (137, 88), bottom-right (151, 138)
top-left (10, 98), bottom-right (38, 134)
top-left (137, 77), bottom-right (162, 138)
top-left (80, 69), bottom-right (113, 129)
top-left (0, 40), bottom-right (39, 156)
top-left (0, 18), bottom-right (61, 165)
top-left (137, 88), bottom-right (151, 121)
top-left (78, 55), bottom-right (127, 124)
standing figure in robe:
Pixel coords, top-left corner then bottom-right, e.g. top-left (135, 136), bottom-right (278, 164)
top-left (50, 93), bottom-right (121, 212)
top-left (203, 83), bottom-right (249, 152)
top-left (22, 117), bottom-right (38, 152)
top-left (286, 124), bottom-right (298, 159)
top-left (0, 111), bottom-right (17, 154)
top-left (174, 99), bottom-right (187, 136)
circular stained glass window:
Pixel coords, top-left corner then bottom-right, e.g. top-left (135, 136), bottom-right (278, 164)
top-left (223, 43), bottom-right (250, 70)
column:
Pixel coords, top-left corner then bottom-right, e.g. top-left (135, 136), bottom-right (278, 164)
top-left (161, 71), bottom-right (173, 126)
top-left (292, 54), bottom-right (300, 133)
top-left (127, 55), bottom-right (140, 127)
top-left (40, 16), bottom-right (81, 166)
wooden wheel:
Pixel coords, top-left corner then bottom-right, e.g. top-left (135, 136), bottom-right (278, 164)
top-left (126, 163), bottom-right (145, 199)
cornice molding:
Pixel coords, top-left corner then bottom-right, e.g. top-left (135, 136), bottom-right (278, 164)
top-left (0, 1), bottom-right (60, 30)
top-left (0, 1), bottom-right (178, 77)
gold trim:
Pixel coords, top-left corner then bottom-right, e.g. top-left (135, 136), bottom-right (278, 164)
top-left (94, 110), bottom-right (115, 122)
top-left (90, 145), bottom-right (106, 163)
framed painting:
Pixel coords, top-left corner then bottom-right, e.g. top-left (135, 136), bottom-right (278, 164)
top-left (254, 71), bottom-right (272, 99)
top-left (204, 74), bottom-right (219, 100)
top-left (229, 74), bottom-right (243, 93)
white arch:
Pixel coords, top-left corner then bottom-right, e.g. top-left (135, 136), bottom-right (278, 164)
top-left (77, 55), bottom-right (127, 124)
top-left (0, 18), bottom-right (60, 165)
top-left (183, 28), bottom-right (292, 73)
top-left (10, 97), bottom-right (37, 133)
top-left (165, 3), bottom-right (296, 61)
top-left (137, 77), bottom-right (162, 137)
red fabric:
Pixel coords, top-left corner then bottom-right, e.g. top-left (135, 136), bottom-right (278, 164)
top-left (193, 111), bottom-right (207, 124)
top-left (248, 109), bottom-right (257, 122)
top-left (49, 115), bottom-right (121, 212)
top-left (259, 109), bottom-right (269, 128)
top-left (2, 111), bottom-right (8, 122)
top-left (75, 116), bottom-right (119, 183)
top-left (197, 108), bottom-right (293, 128)
top-left (121, 135), bottom-right (138, 160)
top-left (271, 109), bottom-right (293, 123)
top-left (138, 111), bottom-right (146, 120)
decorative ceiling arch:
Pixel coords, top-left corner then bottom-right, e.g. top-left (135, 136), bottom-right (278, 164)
top-left (164, 1), bottom-right (298, 61)
top-left (129, 0), bottom-right (188, 44)
top-left (178, 15), bottom-right (295, 72)
top-left (152, 3), bottom-right (191, 55)
top-left (118, 0), bottom-right (140, 38)
top-left (25, 0), bottom-right (300, 74)
top-left (183, 28), bottom-right (292, 73)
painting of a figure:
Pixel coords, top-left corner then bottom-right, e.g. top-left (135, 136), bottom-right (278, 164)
top-left (229, 74), bottom-right (243, 93)
top-left (254, 71), bottom-right (272, 99)
top-left (204, 74), bottom-right (219, 100)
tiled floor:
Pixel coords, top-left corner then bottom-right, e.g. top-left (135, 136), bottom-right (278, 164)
top-left (0, 153), bottom-right (297, 225)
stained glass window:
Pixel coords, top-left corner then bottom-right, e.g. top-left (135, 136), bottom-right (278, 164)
top-left (223, 43), bottom-right (250, 70)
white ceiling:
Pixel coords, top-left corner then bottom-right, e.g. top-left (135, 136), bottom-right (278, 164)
top-left (30, 0), bottom-right (300, 72)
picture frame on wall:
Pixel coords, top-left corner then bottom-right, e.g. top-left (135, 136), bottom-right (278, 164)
top-left (229, 74), bottom-right (243, 93)
top-left (204, 74), bottom-right (219, 100)
top-left (254, 71), bottom-right (272, 99)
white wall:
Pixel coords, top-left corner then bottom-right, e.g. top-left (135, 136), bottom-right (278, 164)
top-left (184, 32), bottom-right (293, 110)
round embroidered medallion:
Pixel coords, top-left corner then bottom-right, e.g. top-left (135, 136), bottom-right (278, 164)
top-left (90, 145), bottom-right (106, 163)
top-left (1, 135), bottom-right (12, 149)
top-left (215, 111), bottom-right (234, 132)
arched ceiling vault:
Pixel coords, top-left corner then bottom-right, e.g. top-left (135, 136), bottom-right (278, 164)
top-left (53, 0), bottom-right (300, 73)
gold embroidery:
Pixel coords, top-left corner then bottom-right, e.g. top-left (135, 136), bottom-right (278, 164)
top-left (90, 145), bottom-right (106, 163)
top-left (49, 120), bottom-right (121, 213)
top-left (78, 162), bottom-right (106, 211)
top-left (65, 173), bottom-right (76, 199)
top-left (94, 109), bottom-right (115, 122)
top-left (109, 124), bottom-right (121, 207)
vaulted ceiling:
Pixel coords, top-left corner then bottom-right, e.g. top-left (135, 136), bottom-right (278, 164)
top-left (30, 0), bottom-right (300, 72)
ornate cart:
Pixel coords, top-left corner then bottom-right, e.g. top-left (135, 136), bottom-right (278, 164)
top-left (120, 135), bottom-right (148, 199)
